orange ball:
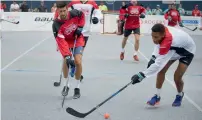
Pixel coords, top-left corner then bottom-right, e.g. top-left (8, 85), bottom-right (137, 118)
top-left (104, 113), bottom-right (110, 119)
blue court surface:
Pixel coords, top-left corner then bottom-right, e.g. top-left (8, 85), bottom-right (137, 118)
top-left (1, 31), bottom-right (202, 120)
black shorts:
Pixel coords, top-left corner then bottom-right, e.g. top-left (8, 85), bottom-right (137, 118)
top-left (124, 28), bottom-right (140, 37)
top-left (84, 36), bottom-right (89, 47)
top-left (179, 54), bottom-right (194, 66)
top-left (170, 47), bottom-right (194, 66)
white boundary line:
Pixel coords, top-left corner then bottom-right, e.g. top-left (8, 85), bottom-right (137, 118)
top-left (1, 35), bottom-right (52, 72)
top-left (127, 40), bottom-right (202, 113)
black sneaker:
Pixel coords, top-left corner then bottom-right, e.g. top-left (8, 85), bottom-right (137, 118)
top-left (73, 88), bottom-right (81, 99)
top-left (61, 86), bottom-right (69, 96)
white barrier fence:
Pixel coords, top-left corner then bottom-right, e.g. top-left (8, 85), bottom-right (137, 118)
top-left (1, 12), bottom-right (54, 31)
top-left (1, 12), bottom-right (201, 35)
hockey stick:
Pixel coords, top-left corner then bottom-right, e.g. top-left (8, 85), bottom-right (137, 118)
top-left (54, 59), bottom-right (63, 87)
top-left (103, 12), bottom-right (140, 17)
top-left (171, 20), bottom-right (197, 31)
top-left (0, 19), bottom-right (19, 24)
top-left (66, 81), bottom-right (133, 118)
top-left (61, 39), bottom-right (77, 108)
top-left (183, 26), bottom-right (197, 31)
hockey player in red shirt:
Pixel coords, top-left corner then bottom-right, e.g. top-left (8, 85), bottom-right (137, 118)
top-left (53, 1), bottom-right (85, 99)
top-left (54, 0), bottom-right (101, 49)
top-left (54, 0), bottom-right (101, 78)
top-left (192, 5), bottom-right (201, 17)
top-left (164, 4), bottom-right (184, 27)
top-left (120, 0), bottom-right (146, 61)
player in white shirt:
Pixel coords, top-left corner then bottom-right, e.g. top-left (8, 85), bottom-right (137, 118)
top-left (67, 0), bottom-right (101, 77)
top-left (130, 23), bottom-right (196, 107)
top-left (67, 0), bottom-right (102, 49)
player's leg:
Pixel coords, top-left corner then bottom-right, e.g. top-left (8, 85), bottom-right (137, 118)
top-left (63, 58), bottom-right (68, 79)
top-left (56, 37), bottom-right (72, 96)
top-left (172, 54), bottom-right (194, 107)
top-left (117, 20), bottom-right (124, 35)
top-left (120, 29), bottom-right (132, 60)
top-left (133, 28), bottom-right (141, 61)
top-left (147, 60), bottom-right (176, 106)
top-left (72, 46), bottom-right (84, 99)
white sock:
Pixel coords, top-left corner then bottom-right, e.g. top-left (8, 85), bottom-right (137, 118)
top-left (63, 78), bottom-right (70, 87)
top-left (156, 88), bottom-right (161, 97)
top-left (121, 48), bottom-right (125, 53)
top-left (178, 92), bottom-right (183, 96)
top-left (134, 51), bottom-right (138, 56)
top-left (75, 79), bottom-right (80, 88)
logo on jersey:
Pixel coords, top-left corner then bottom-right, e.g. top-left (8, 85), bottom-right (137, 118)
top-left (130, 8), bottom-right (139, 14)
top-left (77, 7), bottom-right (90, 15)
top-left (171, 11), bottom-right (178, 16)
top-left (64, 24), bottom-right (77, 35)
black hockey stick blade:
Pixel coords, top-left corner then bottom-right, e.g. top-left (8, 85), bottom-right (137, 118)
top-left (53, 74), bottom-right (62, 87)
top-left (54, 82), bottom-right (60, 86)
top-left (66, 108), bottom-right (89, 118)
top-left (4, 19), bottom-right (19, 24)
top-left (192, 27), bottom-right (197, 31)
top-left (14, 21), bottom-right (19, 24)
top-left (184, 26), bottom-right (197, 31)
top-left (66, 81), bottom-right (133, 118)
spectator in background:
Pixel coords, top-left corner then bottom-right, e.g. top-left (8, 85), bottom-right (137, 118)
top-left (10, 1), bottom-right (20, 12)
top-left (20, 0), bottom-right (29, 12)
top-left (99, 1), bottom-right (108, 12)
top-left (152, 4), bottom-right (163, 15)
top-left (192, 5), bottom-right (201, 17)
top-left (163, 4), bottom-right (171, 14)
top-left (38, 1), bottom-right (47, 12)
top-left (178, 4), bottom-right (185, 16)
top-left (0, 2), bottom-right (7, 12)
top-left (146, 6), bottom-right (152, 15)
top-left (51, 3), bottom-right (57, 13)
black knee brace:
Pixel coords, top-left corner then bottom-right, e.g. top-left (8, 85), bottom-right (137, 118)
top-left (65, 56), bottom-right (75, 68)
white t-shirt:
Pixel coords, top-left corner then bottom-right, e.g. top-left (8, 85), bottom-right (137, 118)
top-left (68, 1), bottom-right (102, 36)
top-left (10, 3), bottom-right (20, 12)
top-left (143, 26), bottom-right (196, 78)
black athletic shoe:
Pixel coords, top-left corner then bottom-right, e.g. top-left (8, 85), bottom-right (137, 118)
top-left (73, 88), bottom-right (81, 99)
top-left (61, 86), bottom-right (69, 96)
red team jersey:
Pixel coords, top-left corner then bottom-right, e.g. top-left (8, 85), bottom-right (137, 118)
top-left (119, 7), bottom-right (127, 21)
top-left (0, 3), bottom-right (6, 10)
top-left (56, 10), bottom-right (85, 57)
top-left (124, 3), bottom-right (145, 29)
top-left (54, 0), bottom-right (100, 36)
top-left (164, 9), bottom-right (181, 26)
top-left (192, 9), bottom-right (201, 16)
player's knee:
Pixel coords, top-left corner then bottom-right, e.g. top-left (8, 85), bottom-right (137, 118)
top-left (74, 58), bottom-right (82, 66)
top-left (135, 38), bottom-right (140, 43)
top-left (174, 72), bottom-right (183, 82)
top-left (123, 37), bottom-right (128, 41)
